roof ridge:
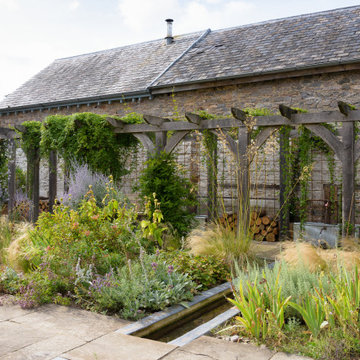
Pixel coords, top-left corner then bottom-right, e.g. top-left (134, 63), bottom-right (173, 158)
top-left (211, 5), bottom-right (360, 34)
top-left (55, 30), bottom-right (205, 61)
top-left (147, 28), bottom-right (211, 89)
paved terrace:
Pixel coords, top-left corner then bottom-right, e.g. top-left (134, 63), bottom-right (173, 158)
top-left (0, 301), bottom-right (310, 360)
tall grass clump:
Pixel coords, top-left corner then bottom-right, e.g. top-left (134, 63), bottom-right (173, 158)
top-left (279, 240), bottom-right (360, 272)
top-left (0, 217), bottom-right (13, 264)
top-left (3, 220), bottom-right (33, 271)
top-left (187, 223), bottom-right (253, 266)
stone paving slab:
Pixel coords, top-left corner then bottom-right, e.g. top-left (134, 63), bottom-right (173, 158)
top-left (61, 332), bottom-right (176, 360)
top-left (0, 334), bottom-right (85, 360)
top-left (162, 336), bottom-right (274, 360)
top-left (0, 304), bottom-right (34, 321)
top-left (0, 321), bottom-right (49, 353)
top-left (0, 304), bottom-right (130, 359)
top-left (11, 304), bottom-right (129, 342)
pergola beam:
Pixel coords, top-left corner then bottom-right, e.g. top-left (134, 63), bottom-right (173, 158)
top-left (111, 110), bottom-right (360, 134)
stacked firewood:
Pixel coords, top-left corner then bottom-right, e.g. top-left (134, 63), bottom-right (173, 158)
top-left (249, 211), bottom-right (278, 242)
top-left (218, 211), bottom-right (279, 242)
top-left (218, 212), bottom-right (238, 230)
top-left (39, 199), bottom-right (49, 212)
top-left (4, 198), bottom-right (50, 220)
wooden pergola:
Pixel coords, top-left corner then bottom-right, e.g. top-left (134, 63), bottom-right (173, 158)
top-left (2, 101), bottom-right (359, 237)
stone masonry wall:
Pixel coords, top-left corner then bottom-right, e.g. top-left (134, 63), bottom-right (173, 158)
top-left (1, 70), bottom-right (359, 221)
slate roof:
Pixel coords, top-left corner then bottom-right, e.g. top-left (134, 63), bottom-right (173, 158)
top-left (153, 5), bottom-right (360, 87)
top-left (1, 5), bottom-right (360, 110)
top-left (0, 31), bottom-right (204, 109)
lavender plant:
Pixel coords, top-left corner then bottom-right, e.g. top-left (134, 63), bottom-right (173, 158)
top-left (61, 163), bottom-right (125, 209)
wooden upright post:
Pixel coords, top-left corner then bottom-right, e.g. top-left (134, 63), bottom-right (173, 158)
top-left (155, 131), bottom-right (167, 154)
top-left (278, 105), bottom-right (299, 239)
top-left (206, 132), bottom-right (217, 222)
top-left (49, 150), bottom-right (57, 213)
top-left (341, 121), bottom-right (355, 234)
top-left (31, 147), bottom-right (40, 223)
top-left (7, 139), bottom-right (16, 217)
top-left (237, 126), bottom-right (250, 231)
top-left (338, 101), bottom-right (356, 235)
top-left (279, 129), bottom-right (291, 239)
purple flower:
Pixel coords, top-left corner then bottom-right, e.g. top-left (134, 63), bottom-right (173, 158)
top-left (167, 265), bottom-right (174, 274)
top-left (151, 262), bottom-right (158, 271)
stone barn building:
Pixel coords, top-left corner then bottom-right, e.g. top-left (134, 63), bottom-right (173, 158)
top-left (1, 5), bottom-right (360, 225)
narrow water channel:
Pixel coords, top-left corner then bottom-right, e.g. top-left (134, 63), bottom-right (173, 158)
top-left (145, 298), bottom-right (233, 343)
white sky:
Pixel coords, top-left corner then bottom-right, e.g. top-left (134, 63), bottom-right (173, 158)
top-left (0, 0), bottom-right (359, 101)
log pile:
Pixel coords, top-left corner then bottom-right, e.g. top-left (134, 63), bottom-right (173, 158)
top-left (2, 198), bottom-right (50, 220)
top-left (218, 211), bottom-right (279, 242)
top-left (39, 199), bottom-right (49, 212)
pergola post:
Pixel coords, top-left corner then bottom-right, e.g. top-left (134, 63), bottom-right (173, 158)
top-left (279, 129), bottom-right (291, 239)
top-left (49, 150), bottom-right (57, 213)
top-left (236, 126), bottom-right (250, 233)
top-left (278, 105), bottom-right (297, 239)
top-left (30, 146), bottom-right (40, 223)
top-left (7, 139), bottom-right (16, 217)
top-left (206, 132), bottom-right (218, 222)
top-left (338, 102), bottom-right (356, 235)
top-left (231, 108), bottom-right (251, 234)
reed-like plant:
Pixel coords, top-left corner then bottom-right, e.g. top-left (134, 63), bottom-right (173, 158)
top-left (229, 272), bottom-right (291, 341)
top-left (289, 296), bottom-right (325, 338)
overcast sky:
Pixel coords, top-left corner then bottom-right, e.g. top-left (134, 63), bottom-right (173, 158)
top-left (0, 0), bottom-right (359, 101)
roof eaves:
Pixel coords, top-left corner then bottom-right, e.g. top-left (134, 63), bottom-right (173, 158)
top-left (0, 90), bottom-right (152, 114)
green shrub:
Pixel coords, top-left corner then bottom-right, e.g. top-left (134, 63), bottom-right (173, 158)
top-left (0, 266), bottom-right (20, 294)
top-left (137, 151), bottom-right (197, 238)
top-left (158, 250), bottom-right (229, 290)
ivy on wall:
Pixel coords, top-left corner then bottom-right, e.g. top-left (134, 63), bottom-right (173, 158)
top-left (40, 112), bottom-right (142, 181)
top-left (20, 121), bottom-right (42, 158)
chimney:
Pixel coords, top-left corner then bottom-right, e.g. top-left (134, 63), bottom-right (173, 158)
top-left (165, 19), bottom-right (173, 45)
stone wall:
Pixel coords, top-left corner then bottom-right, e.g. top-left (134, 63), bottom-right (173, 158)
top-left (1, 69), bottom-right (359, 221)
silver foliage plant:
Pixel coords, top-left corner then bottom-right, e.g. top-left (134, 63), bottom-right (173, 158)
top-left (61, 163), bottom-right (125, 209)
